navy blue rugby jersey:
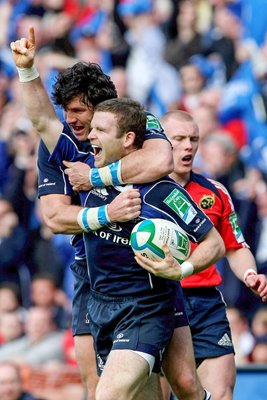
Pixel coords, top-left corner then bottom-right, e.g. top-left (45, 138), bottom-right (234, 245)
top-left (78, 180), bottom-right (213, 296)
top-left (145, 111), bottom-right (172, 144)
top-left (50, 127), bottom-right (213, 296)
top-left (39, 116), bottom-right (169, 260)
top-left (37, 123), bottom-right (92, 260)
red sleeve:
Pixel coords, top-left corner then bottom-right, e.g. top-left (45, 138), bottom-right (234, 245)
top-left (211, 180), bottom-right (249, 250)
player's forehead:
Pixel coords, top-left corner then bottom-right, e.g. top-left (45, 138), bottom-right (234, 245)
top-left (91, 111), bottom-right (117, 129)
top-left (65, 95), bottom-right (93, 111)
top-left (165, 119), bottom-right (198, 138)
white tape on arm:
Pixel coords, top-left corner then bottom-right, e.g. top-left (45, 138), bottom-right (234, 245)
top-left (180, 261), bottom-right (194, 280)
top-left (89, 160), bottom-right (123, 187)
top-left (243, 268), bottom-right (257, 285)
top-left (77, 205), bottom-right (110, 232)
top-left (16, 65), bottom-right (40, 82)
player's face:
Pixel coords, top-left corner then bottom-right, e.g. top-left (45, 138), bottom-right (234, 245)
top-left (89, 111), bottom-right (126, 167)
top-left (64, 95), bottom-right (94, 142)
top-left (163, 118), bottom-right (199, 175)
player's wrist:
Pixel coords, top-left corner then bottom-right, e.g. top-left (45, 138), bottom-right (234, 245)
top-left (16, 65), bottom-right (39, 82)
top-left (77, 205), bottom-right (110, 232)
top-left (180, 261), bottom-right (194, 279)
top-left (243, 268), bottom-right (257, 285)
top-left (89, 160), bottom-right (123, 187)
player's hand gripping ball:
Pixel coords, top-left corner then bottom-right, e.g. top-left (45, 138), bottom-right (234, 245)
top-left (130, 218), bottom-right (191, 263)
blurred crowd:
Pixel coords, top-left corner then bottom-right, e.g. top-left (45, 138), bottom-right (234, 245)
top-left (0, 0), bottom-right (267, 392)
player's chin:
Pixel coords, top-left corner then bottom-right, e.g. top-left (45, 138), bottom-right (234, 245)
top-left (94, 159), bottom-right (104, 168)
top-left (72, 128), bottom-right (87, 141)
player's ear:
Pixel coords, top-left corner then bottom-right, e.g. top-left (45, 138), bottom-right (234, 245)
top-left (124, 131), bottom-right (136, 148)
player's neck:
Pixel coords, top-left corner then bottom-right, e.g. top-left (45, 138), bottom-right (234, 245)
top-left (170, 171), bottom-right (190, 187)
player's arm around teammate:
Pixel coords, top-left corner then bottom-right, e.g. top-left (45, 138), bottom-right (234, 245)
top-left (40, 187), bottom-right (142, 235)
top-left (11, 26), bottom-right (173, 400)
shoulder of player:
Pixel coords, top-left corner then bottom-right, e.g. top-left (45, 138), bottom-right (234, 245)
top-left (38, 139), bottom-right (50, 156)
top-left (190, 172), bottom-right (226, 198)
top-left (206, 177), bottom-right (232, 198)
top-left (139, 178), bottom-right (196, 207)
top-left (137, 176), bottom-right (182, 192)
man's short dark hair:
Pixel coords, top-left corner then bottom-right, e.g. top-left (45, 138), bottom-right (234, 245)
top-left (94, 98), bottom-right (146, 148)
top-left (52, 62), bottom-right (117, 109)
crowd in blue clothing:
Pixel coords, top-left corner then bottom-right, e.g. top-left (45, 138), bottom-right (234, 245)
top-left (0, 0), bottom-right (267, 368)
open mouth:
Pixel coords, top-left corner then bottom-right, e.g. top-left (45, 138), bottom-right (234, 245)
top-left (182, 155), bottom-right (192, 162)
top-left (91, 144), bottom-right (102, 157)
top-left (70, 125), bottom-right (85, 137)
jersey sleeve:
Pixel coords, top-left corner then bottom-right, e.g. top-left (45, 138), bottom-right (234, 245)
top-left (145, 111), bottom-right (172, 145)
top-left (38, 139), bottom-right (73, 197)
top-left (140, 179), bottom-right (214, 243)
top-left (212, 180), bottom-right (249, 249)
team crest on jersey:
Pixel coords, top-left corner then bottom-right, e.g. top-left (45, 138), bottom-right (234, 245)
top-left (107, 222), bottom-right (122, 232)
top-left (199, 194), bottom-right (215, 209)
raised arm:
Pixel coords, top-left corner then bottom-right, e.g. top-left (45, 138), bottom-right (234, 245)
top-left (10, 27), bottom-right (63, 153)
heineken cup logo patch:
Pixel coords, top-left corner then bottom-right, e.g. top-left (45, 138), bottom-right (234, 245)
top-left (229, 212), bottom-right (244, 243)
top-left (146, 114), bottom-right (162, 130)
top-left (164, 189), bottom-right (197, 224)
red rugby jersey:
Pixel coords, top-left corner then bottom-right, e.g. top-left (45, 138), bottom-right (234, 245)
top-left (181, 172), bottom-right (249, 288)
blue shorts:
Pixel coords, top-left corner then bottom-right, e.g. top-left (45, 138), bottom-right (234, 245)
top-left (88, 289), bottom-right (177, 375)
top-left (174, 283), bottom-right (189, 328)
top-left (183, 287), bottom-right (234, 366)
top-left (71, 259), bottom-right (91, 336)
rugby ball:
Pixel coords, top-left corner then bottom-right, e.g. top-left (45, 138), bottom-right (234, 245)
top-left (130, 218), bottom-right (191, 263)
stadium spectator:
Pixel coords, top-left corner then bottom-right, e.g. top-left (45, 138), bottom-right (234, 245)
top-left (0, 198), bottom-right (29, 287)
top-left (0, 307), bottom-right (65, 367)
top-left (249, 334), bottom-right (267, 364)
top-left (0, 1), bottom-right (266, 397)
top-left (0, 312), bottom-right (23, 346)
top-left (251, 307), bottom-right (267, 338)
top-left (177, 61), bottom-right (207, 113)
top-left (226, 307), bottom-right (254, 366)
top-left (0, 361), bottom-right (39, 400)
top-left (30, 272), bottom-right (71, 330)
top-left (0, 282), bottom-right (25, 319)
top-left (164, 0), bottom-right (205, 71)
top-left (118, 0), bottom-right (180, 116)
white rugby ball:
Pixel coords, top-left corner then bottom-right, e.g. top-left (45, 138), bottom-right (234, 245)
top-left (130, 218), bottom-right (191, 263)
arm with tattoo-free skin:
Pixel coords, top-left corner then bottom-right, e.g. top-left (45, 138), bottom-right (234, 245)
top-left (11, 27), bottom-right (173, 189)
top-left (226, 247), bottom-right (267, 302)
top-left (135, 227), bottom-right (225, 280)
top-left (41, 189), bottom-right (141, 234)
top-left (63, 137), bottom-right (173, 191)
top-left (10, 27), bottom-right (62, 153)
top-left (136, 230), bottom-right (267, 302)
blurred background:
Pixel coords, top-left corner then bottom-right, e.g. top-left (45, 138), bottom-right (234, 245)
top-left (0, 0), bottom-right (267, 399)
